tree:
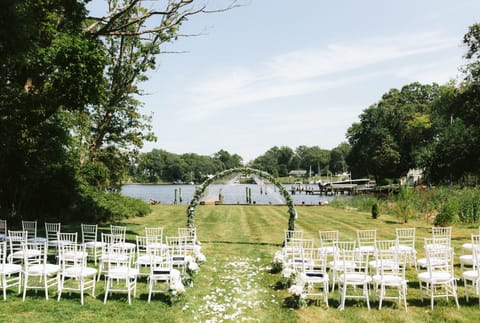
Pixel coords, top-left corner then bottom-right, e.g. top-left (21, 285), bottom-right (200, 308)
top-left (77, 0), bottom-right (240, 189)
top-left (0, 0), bottom-right (106, 219)
top-left (295, 146), bottom-right (331, 175)
top-left (329, 142), bottom-right (351, 175)
top-left (346, 82), bottom-right (441, 183)
top-left (213, 149), bottom-right (243, 170)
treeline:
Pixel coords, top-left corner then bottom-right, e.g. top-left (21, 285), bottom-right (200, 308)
top-left (131, 143), bottom-right (350, 183)
top-left (347, 24), bottom-right (480, 185)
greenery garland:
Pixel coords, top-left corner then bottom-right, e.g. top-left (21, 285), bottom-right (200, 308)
top-left (186, 167), bottom-right (297, 231)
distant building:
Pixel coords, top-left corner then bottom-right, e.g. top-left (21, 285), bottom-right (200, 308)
top-left (288, 170), bottom-right (307, 177)
top-left (400, 168), bottom-right (423, 186)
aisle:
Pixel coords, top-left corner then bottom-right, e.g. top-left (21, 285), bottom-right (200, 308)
top-left (185, 255), bottom-right (279, 322)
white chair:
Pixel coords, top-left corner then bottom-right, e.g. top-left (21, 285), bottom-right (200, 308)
top-left (148, 245), bottom-right (173, 303)
top-left (135, 235), bottom-right (162, 277)
top-left (145, 227), bottom-right (163, 240)
top-left (395, 227), bottom-right (417, 269)
top-left (81, 224), bottom-right (103, 265)
top-left (45, 222), bottom-right (61, 253)
top-left (22, 241), bottom-right (60, 301)
top-left (460, 234), bottom-right (480, 271)
top-left (417, 237), bottom-right (451, 268)
top-left (461, 226), bottom-right (480, 254)
top-left (103, 242), bottom-right (138, 304)
top-left (178, 227), bottom-right (197, 256)
top-left (0, 220), bottom-right (7, 241)
top-left (369, 240), bottom-right (398, 273)
top-left (110, 225), bottom-right (127, 242)
top-left (284, 230), bottom-right (304, 244)
top-left (98, 233), bottom-right (124, 280)
top-left (329, 240), bottom-right (356, 292)
top-left (0, 241), bottom-right (22, 300)
top-left (22, 220), bottom-right (47, 243)
top-left (57, 241), bottom-right (96, 305)
top-left (418, 245), bottom-right (459, 310)
top-left (166, 236), bottom-right (188, 273)
top-left (284, 238), bottom-right (314, 272)
top-left (7, 230), bottom-right (29, 265)
top-left (356, 229), bottom-right (376, 258)
top-left (371, 246), bottom-right (408, 311)
top-left (302, 247), bottom-right (329, 307)
top-left (337, 246), bottom-right (372, 310)
top-left (462, 234), bottom-right (480, 305)
top-left (318, 230), bottom-right (338, 261)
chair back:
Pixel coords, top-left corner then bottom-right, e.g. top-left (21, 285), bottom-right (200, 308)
top-left (284, 230), bottom-right (304, 243)
top-left (356, 229), bottom-right (376, 248)
top-left (431, 226), bottom-right (452, 239)
top-left (145, 227), bottom-right (163, 240)
top-left (319, 230), bottom-right (338, 249)
top-left (110, 225), bottom-right (126, 241)
top-left (396, 227), bottom-right (415, 248)
top-left (22, 220), bottom-right (38, 240)
top-left (45, 222), bottom-right (61, 242)
top-left (81, 224), bottom-right (98, 243)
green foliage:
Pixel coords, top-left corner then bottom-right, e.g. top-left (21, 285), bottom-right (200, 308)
top-left (75, 186), bottom-right (150, 223)
top-left (371, 203), bottom-right (380, 219)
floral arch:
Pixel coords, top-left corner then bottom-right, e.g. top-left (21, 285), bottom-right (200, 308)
top-left (186, 167), bottom-right (297, 231)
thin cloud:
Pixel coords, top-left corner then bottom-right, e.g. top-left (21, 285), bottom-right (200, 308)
top-left (178, 32), bottom-right (459, 120)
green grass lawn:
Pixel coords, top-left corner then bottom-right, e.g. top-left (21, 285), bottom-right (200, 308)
top-left (1, 204), bottom-right (479, 322)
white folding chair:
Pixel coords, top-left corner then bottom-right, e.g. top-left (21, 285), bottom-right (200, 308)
top-left (462, 234), bottom-right (480, 305)
top-left (7, 230), bottom-right (29, 265)
top-left (145, 227), bottom-right (163, 240)
top-left (371, 245), bottom-right (408, 311)
top-left (81, 224), bottom-right (103, 265)
top-left (135, 235), bottom-right (162, 277)
top-left (22, 241), bottom-right (60, 301)
top-left (302, 247), bottom-right (329, 307)
top-left (98, 233), bottom-right (124, 281)
top-left (110, 225), bottom-right (126, 242)
top-left (418, 237), bottom-right (451, 268)
top-left (57, 241), bottom-right (96, 305)
top-left (329, 240), bottom-right (356, 292)
top-left (45, 222), bottom-right (61, 253)
top-left (166, 236), bottom-right (188, 273)
top-left (356, 229), bottom-right (376, 258)
top-left (0, 241), bottom-right (22, 300)
top-left (284, 230), bottom-right (304, 244)
top-left (318, 230), bottom-right (338, 258)
top-left (22, 220), bottom-right (47, 243)
top-left (148, 245), bottom-right (173, 303)
top-left (395, 227), bottom-right (417, 269)
top-left (418, 244), bottom-right (459, 310)
top-left (103, 242), bottom-right (138, 304)
top-left (338, 246), bottom-right (372, 310)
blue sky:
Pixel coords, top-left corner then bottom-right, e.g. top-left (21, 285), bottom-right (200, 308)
top-left (88, 0), bottom-right (480, 163)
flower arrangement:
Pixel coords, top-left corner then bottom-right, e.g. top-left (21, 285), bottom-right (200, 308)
top-left (281, 264), bottom-right (296, 287)
top-left (169, 269), bottom-right (186, 304)
top-left (271, 250), bottom-right (284, 273)
top-left (286, 273), bottom-right (307, 309)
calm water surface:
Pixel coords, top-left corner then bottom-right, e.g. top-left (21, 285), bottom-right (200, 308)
top-left (121, 183), bottom-right (334, 205)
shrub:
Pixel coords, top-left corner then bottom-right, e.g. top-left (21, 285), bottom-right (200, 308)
top-left (371, 203), bottom-right (379, 219)
top-left (434, 211), bottom-right (454, 227)
top-left (74, 185), bottom-right (151, 222)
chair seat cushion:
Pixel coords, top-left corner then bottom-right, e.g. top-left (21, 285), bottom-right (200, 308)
top-left (0, 263), bottom-right (22, 275)
top-left (372, 274), bottom-right (405, 285)
top-left (339, 272), bottom-right (372, 283)
top-left (462, 270), bottom-right (479, 281)
top-left (28, 264), bottom-right (60, 275)
top-left (63, 266), bottom-right (97, 277)
top-left (418, 271), bottom-right (453, 283)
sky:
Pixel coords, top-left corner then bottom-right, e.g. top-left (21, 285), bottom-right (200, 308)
top-left (88, 0), bottom-right (480, 163)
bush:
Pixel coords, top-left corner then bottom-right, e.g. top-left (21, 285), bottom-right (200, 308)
top-left (74, 185), bottom-right (151, 222)
top-left (434, 211), bottom-right (454, 227)
top-left (371, 203), bottom-right (379, 219)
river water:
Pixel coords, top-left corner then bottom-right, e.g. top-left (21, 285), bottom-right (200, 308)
top-left (121, 183), bottom-right (334, 205)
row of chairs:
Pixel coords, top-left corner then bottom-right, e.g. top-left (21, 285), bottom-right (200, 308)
top-left (283, 226), bottom-right (464, 311)
top-left (0, 223), bottom-right (198, 304)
